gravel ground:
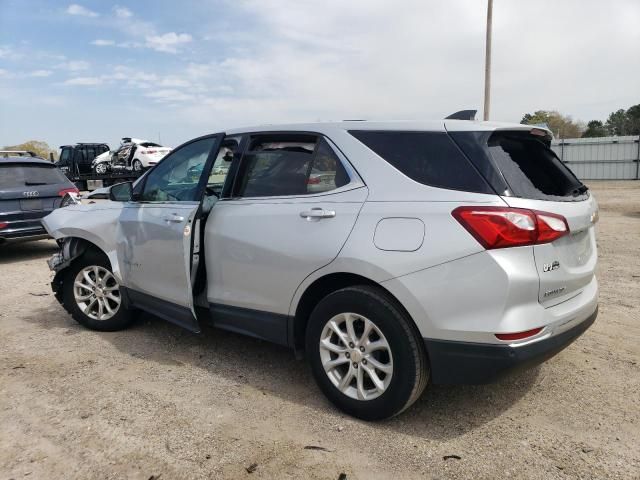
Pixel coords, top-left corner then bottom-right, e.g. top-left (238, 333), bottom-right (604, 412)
top-left (1, 181), bottom-right (639, 479)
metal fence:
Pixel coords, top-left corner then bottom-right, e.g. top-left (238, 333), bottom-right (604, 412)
top-left (551, 135), bottom-right (640, 180)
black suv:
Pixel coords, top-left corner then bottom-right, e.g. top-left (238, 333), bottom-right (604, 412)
top-left (56, 143), bottom-right (110, 177)
top-left (0, 154), bottom-right (78, 242)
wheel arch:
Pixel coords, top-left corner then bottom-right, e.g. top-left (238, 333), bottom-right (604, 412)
top-left (50, 237), bottom-right (113, 300)
top-left (291, 271), bottom-right (420, 352)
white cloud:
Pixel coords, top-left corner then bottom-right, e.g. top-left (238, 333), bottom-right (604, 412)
top-left (114, 6), bottom-right (133, 18)
top-left (30, 70), bottom-right (53, 77)
top-left (91, 39), bottom-right (115, 46)
top-left (0, 45), bottom-right (22, 60)
top-left (66, 4), bottom-right (99, 17)
top-left (145, 89), bottom-right (195, 103)
top-left (63, 77), bottom-right (102, 86)
top-left (145, 32), bottom-right (192, 53)
top-left (56, 60), bottom-right (90, 71)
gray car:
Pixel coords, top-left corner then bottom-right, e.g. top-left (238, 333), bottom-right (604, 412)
top-left (0, 154), bottom-right (78, 242)
top-left (42, 120), bottom-right (599, 419)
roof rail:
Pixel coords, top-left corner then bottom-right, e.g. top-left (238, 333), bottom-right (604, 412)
top-left (445, 110), bottom-right (477, 121)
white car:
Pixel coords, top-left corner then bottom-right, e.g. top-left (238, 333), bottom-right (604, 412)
top-left (92, 138), bottom-right (172, 174)
top-left (128, 139), bottom-right (172, 170)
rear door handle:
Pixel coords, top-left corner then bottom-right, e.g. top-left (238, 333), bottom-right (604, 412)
top-left (164, 214), bottom-right (185, 223)
top-left (299, 208), bottom-right (336, 220)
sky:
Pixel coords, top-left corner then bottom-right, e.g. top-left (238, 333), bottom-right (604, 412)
top-left (0, 0), bottom-right (638, 150)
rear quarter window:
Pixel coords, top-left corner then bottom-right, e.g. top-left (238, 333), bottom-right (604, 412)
top-left (349, 130), bottom-right (493, 194)
top-left (487, 132), bottom-right (586, 201)
top-left (448, 130), bottom-right (587, 202)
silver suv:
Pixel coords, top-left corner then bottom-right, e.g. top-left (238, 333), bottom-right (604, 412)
top-left (43, 120), bottom-right (599, 420)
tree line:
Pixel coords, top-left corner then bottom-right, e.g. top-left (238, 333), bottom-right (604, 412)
top-left (2, 140), bottom-right (57, 160)
top-left (520, 104), bottom-right (640, 139)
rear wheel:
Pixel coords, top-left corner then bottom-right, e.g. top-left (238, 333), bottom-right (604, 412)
top-left (306, 286), bottom-right (429, 420)
top-left (62, 250), bottom-right (134, 331)
top-left (94, 163), bottom-right (108, 175)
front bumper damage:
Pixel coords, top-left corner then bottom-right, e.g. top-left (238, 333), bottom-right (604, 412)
top-left (47, 238), bottom-right (90, 303)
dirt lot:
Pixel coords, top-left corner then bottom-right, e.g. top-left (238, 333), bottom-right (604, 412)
top-left (1, 181), bottom-right (638, 479)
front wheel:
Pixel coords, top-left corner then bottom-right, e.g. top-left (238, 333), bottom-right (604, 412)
top-left (62, 250), bottom-right (134, 331)
top-left (306, 286), bottom-right (429, 420)
top-left (94, 162), bottom-right (108, 175)
top-left (132, 159), bottom-right (143, 172)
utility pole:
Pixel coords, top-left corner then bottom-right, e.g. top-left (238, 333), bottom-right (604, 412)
top-left (483, 0), bottom-right (493, 121)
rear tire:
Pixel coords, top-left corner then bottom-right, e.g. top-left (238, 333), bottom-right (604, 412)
top-left (306, 285), bottom-right (429, 420)
top-left (62, 250), bottom-right (134, 332)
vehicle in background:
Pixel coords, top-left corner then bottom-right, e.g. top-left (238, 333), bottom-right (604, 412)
top-left (43, 118), bottom-right (599, 420)
top-left (1, 155), bottom-right (78, 242)
top-left (92, 138), bottom-right (171, 175)
top-left (0, 150), bottom-right (38, 158)
top-left (55, 142), bottom-right (143, 191)
top-left (57, 143), bottom-right (110, 177)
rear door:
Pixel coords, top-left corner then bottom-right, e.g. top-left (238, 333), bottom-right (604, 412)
top-left (481, 131), bottom-right (598, 307)
top-left (205, 133), bottom-right (367, 322)
top-left (117, 134), bottom-right (223, 331)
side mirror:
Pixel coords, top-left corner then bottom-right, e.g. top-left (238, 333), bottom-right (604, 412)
top-left (109, 181), bottom-right (133, 202)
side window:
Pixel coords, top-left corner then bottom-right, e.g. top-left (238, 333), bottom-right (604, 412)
top-left (349, 130), bottom-right (492, 194)
top-left (58, 148), bottom-right (71, 165)
top-left (235, 134), bottom-right (350, 198)
top-left (73, 147), bottom-right (86, 165)
top-left (140, 137), bottom-right (216, 202)
top-left (208, 137), bottom-right (238, 188)
top-left (307, 138), bottom-right (349, 193)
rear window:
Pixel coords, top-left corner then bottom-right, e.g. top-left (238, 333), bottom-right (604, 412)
top-left (349, 131), bottom-right (492, 194)
top-left (140, 142), bottom-right (162, 148)
top-left (487, 132), bottom-right (586, 201)
top-left (0, 164), bottom-right (68, 188)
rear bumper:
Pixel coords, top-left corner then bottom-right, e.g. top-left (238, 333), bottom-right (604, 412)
top-left (425, 305), bottom-right (597, 384)
top-left (0, 220), bottom-right (48, 240)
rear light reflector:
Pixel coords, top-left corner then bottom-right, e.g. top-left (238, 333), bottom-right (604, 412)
top-left (495, 327), bottom-right (543, 341)
top-left (58, 187), bottom-right (80, 197)
top-left (452, 206), bottom-right (569, 249)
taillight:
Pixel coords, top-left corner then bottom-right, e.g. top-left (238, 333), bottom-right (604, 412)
top-left (58, 187), bottom-right (80, 197)
top-left (452, 206), bottom-right (569, 249)
top-left (145, 149), bottom-right (157, 154)
top-left (0, 222), bottom-right (7, 229)
top-left (495, 327), bottom-right (543, 341)
top-left (307, 177), bottom-right (321, 184)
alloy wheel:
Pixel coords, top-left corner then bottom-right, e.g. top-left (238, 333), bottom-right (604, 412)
top-left (73, 265), bottom-right (121, 321)
top-left (319, 312), bottom-right (393, 401)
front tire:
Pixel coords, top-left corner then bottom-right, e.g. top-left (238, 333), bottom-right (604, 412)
top-left (306, 286), bottom-right (429, 420)
top-left (94, 163), bottom-right (108, 175)
top-left (62, 250), bottom-right (134, 331)
top-left (132, 159), bottom-right (143, 172)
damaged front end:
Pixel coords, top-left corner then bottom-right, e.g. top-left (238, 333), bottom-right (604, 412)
top-left (48, 237), bottom-right (90, 304)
